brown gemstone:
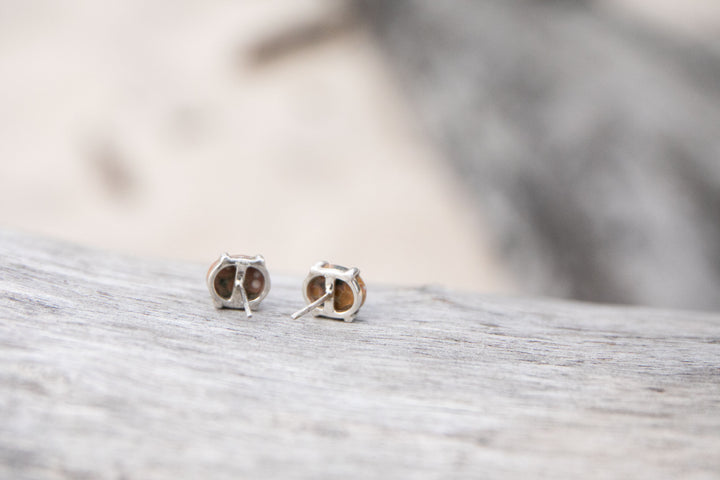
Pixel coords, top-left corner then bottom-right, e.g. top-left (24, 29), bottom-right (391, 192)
top-left (306, 274), bottom-right (367, 313)
top-left (306, 276), bottom-right (326, 302)
top-left (333, 280), bottom-right (354, 312)
top-left (243, 267), bottom-right (265, 300)
top-left (357, 275), bottom-right (367, 307)
top-left (213, 266), bottom-right (236, 299)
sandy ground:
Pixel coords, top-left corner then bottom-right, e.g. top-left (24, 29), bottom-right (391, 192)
top-left (0, 0), bottom-right (513, 292)
top-left (1, 0), bottom-right (716, 293)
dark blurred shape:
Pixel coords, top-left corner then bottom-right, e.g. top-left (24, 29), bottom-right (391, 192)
top-left (246, 6), bottom-right (357, 68)
top-left (88, 139), bottom-right (137, 200)
top-left (357, 0), bottom-right (720, 310)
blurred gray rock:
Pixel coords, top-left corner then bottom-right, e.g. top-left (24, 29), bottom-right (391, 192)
top-left (357, 0), bottom-right (720, 310)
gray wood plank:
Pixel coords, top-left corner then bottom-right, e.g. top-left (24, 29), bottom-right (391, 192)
top-left (1, 229), bottom-right (719, 479)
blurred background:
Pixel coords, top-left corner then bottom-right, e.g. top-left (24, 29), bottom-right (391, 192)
top-left (1, 0), bottom-right (719, 311)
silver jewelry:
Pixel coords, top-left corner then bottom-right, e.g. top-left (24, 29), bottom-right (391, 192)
top-left (291, 261), bottom-right (366, 322)
top-left (206, 253), bottom-right (270, 317)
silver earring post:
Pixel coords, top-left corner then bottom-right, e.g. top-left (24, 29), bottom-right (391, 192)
top-left (291, 282), bottom-right (333, 320)
top-left (235, 269), bottom-right (253, 317)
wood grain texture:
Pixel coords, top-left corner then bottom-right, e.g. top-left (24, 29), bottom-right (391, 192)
top-left (1, 229), bottom-right (719, 479)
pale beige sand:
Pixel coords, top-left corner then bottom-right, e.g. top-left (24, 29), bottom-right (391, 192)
top-left (0, 0), bottom-right (513, 292)
top-left (1, 0), bottom-right (714, 293)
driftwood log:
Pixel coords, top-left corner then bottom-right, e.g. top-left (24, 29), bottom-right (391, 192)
top-left (1, 229), bottom-right (719, 478)
top-left (358, 0), bottom-right (720, 311)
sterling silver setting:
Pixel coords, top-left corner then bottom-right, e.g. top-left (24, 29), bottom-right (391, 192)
top-left (291, 261), bottom-right (366, 322)
top-left (206, 253), bottom-right (271, 317)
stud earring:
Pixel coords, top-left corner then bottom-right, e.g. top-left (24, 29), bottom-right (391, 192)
top-left (291, 261), bottom-right (367, 322)
top-left (206, 253), bottom-right (270, 317)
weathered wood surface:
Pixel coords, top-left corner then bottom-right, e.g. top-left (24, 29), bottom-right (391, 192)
top-left (1, 229), bottom-right (719, 479)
